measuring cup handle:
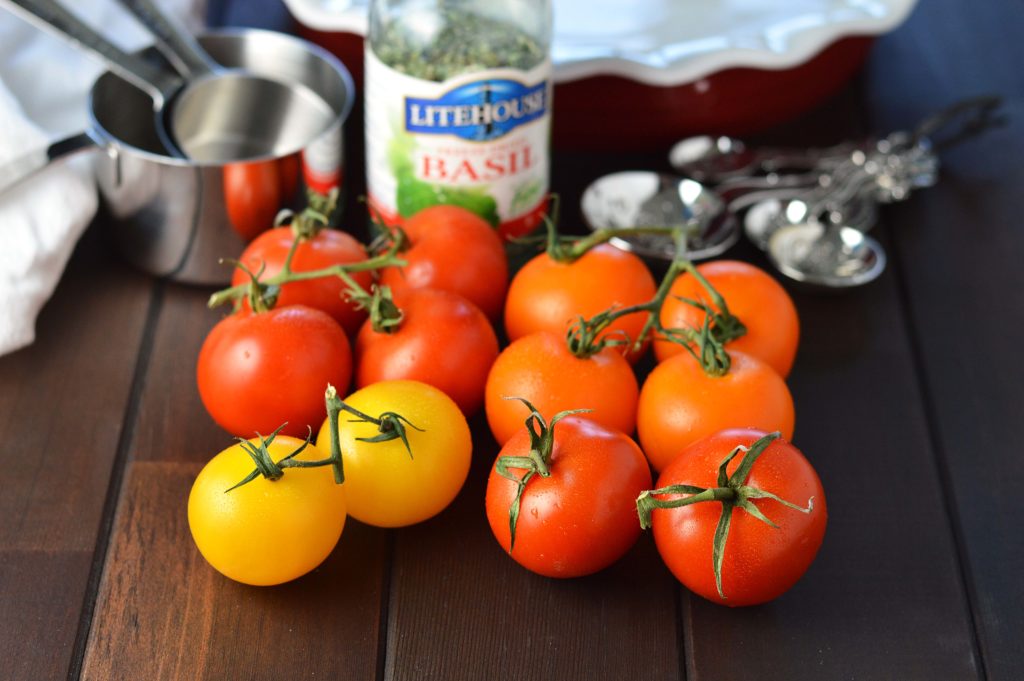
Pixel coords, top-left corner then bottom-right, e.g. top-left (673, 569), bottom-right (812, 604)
top-left (115, 0), bottom-right (218, 78)
top-left (0, 131), bottom-right (97, 196)
top-left (0, 0), bottom-right (181, 105)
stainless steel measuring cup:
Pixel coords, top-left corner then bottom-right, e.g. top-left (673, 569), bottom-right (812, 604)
top-left (0, 29), bottom-right (355, 284)
top-left (2, 0), bottom-right (339, 163)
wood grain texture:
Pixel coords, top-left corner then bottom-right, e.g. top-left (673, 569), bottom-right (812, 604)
top-left (81, 281), bottom-right (387, 680)
top-left (0, 227), bottom-right (154, 681)
top-left (864, 1), bottom-right (1024, 676)
top-left (382, 422), bottom-right (682, 681)
top-left (81, 461), bottom-right (386, 681)
top-left (685, 256), bottom-right (980, 680)
top-left (127, 285), bottom-right (229, 464)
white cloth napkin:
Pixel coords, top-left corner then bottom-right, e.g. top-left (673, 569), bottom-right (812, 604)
top-left (0, 0), bottom-right (205, 356)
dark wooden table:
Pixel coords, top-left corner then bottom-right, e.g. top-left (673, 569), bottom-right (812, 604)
top-left (3, 0), bottom-right (1023, 679)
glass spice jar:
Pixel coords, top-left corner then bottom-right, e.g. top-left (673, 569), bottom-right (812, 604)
top-left (365, 0), bottom-right (553, 238)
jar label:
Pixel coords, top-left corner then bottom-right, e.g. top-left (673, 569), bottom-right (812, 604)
top-left (365, 47), bottom-right (551, 237)
top-left (302, 123), bottom-right (344, 195)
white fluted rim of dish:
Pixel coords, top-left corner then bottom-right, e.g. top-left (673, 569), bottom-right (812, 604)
top-left (283, 0), bottom-right (917, 85)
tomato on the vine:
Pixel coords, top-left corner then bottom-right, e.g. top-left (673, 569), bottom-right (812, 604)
top-left (639, 429), bottom-right (826, 606)
top-left (317, 380), bottom-right (472, 528)
top-left (484, 331), bottom-right (638, 446)
top-left (355, 288), bottom-right (498, 416)
top-left (636, 349), bottom-right (794, 472)
top-left (188, 434), bottom-right (347, 586)
top-left (655, 260), bottom-right (800, 377)
top-left (233, 227), bottom-right (372, 336)
top-left (197, 305), bottom-right (352, 438)
top-left (485, 408), bottom-right (652, 578)
top-left (379, 204), bottom-right (509, 322)
top-left (504, 244), bottom-right (656, 363)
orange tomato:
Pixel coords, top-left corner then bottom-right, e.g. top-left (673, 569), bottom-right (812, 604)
top-left (504, 244), bottom-right (656, 363)
top-left (636, 350), bottom-right (794, 472)
top-left (655, 260), bottom-right (800, 377)
top-left (484, 331), bottom-right (639, 446)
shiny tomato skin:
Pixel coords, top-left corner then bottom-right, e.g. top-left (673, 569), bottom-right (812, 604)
top-left (317, 380), bottom-right (472, 528)
top-left (504, 244), bottom-right (657, 363)
top-left (637, 350), bottom-right (794, 472)
top-left (484, 331), bottom-right (639, 446)
top-left (197, 305), bottom-right (352, 438)
top-left (655, 260), bottom-right (800, 377)
top-left (486, 416), bottom-right (652, 578)
top-left (380, 205), bottom-right (509, 322)
top-left (651, 429), bottom-right (827, 606)
top-left (188, 435), bottom-right (346, 586)
top-left (233, 227), bottom-right (372, 337)
top-left (355, 288), bottom-right (499, 416)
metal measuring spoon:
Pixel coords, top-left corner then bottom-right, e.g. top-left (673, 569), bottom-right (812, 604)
top-left (669, 134), bottom-right (859, 183)
top-left (114, 0), bottom-right (338, 163)
top-left (744, 193), bottom-right (879, 250)
top-left (580, 171), bottom-right (739, 260)
top-left (768, 219), bottom-right (886, 288)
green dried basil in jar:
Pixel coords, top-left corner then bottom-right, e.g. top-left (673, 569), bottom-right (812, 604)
top-left (365, 0), bottom-right (553, 238)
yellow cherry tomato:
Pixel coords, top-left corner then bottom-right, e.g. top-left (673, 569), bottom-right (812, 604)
top-left (188, 435), bottom-right (347, 586)
top-left (318, 380), bottom-right (472, 528)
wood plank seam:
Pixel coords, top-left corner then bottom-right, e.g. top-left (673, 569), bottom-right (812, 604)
top-left (885, 225), bottom-right (989, 680)
top-left (675, 585), bottom-right (690, 681)
top-left (65, 282), bottom-right (167, 681)
top-left (377, 531), bottom-right (396, 681)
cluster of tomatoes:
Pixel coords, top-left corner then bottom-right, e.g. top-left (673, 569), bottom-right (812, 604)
top-left (188, 197), bottom-right (827, 607)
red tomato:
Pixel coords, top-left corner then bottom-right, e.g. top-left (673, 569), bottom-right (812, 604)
top-left (637, 350), bottom-right (794, 472)
top-left (646, 429), bottom-right (826, 606)
top-left (379, 205), bottom-right (509, 322)
top-left (197, 305), bottom-right (352, 437)
top-left (233, 227), bottom-right (371, 336)
top-left (223, 160), bottom-right (283, 241)
top-left (655, 260), bottom-right (800, 377)
top-left (355, 288), bottom-right (499, 416)
top-left (486, 414), bottom-right (652, 578)
top-left (484, 331), bottom-right (639, 446)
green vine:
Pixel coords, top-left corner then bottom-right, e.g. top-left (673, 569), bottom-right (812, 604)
top-left (207, 193), bottom-right (407, 312)
top-left (225, 384), bottom-right (422, 491)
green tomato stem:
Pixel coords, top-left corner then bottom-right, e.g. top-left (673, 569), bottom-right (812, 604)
top-left (207, 235), bottom-right (407, 310)
top-left (493, 398), bottom-right (591, 551)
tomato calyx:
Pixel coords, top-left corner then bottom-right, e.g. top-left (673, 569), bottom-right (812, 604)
top-left (223, 258), bottom-right (280, 313)
top-left (332, 261), bottom-right (403, 334)
top-left (324, 384), bottom-right (423, 468)
top-left (636, 431), bottom-right (815, 600)
top-left (495, 397), bottom-right (591, 550)
top-left (225, 423), bottom-right (342, 491)
top-left (275, 187), bottom-right (338, 241)
top-left (668, 262), bottom-right (747, 347)
top-left (562, 258), bottom-right (732, 373)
